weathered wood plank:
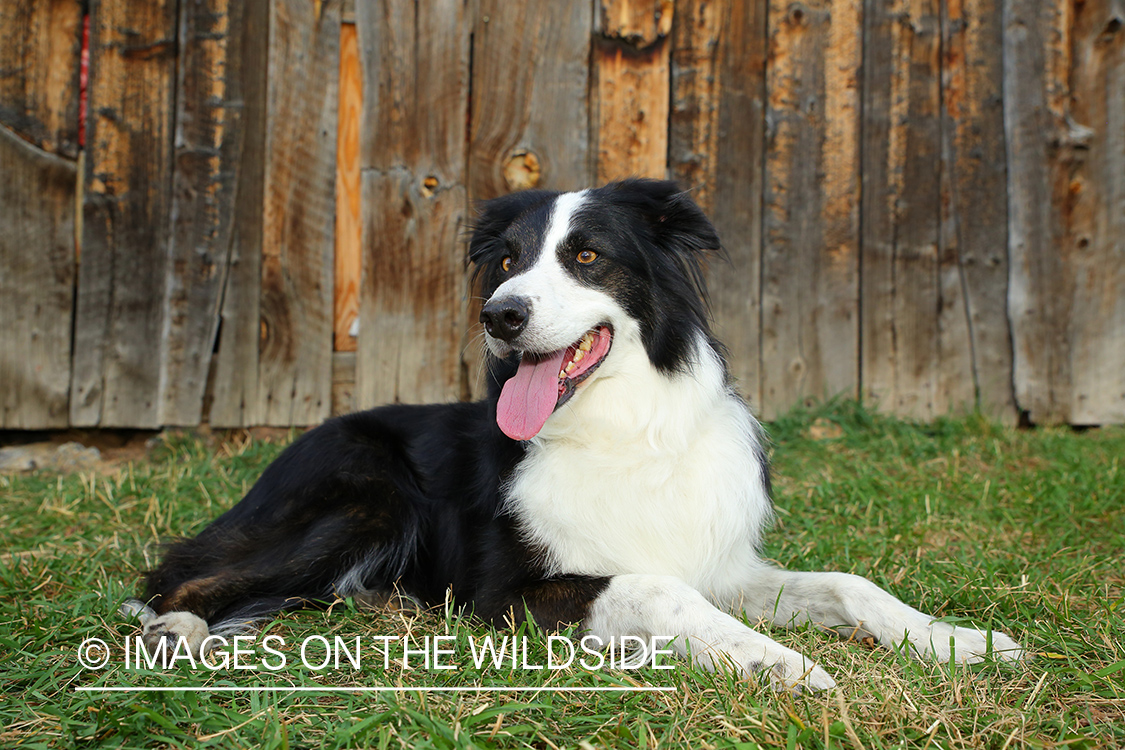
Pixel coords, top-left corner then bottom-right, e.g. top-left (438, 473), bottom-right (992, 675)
top-left (0, 125), bottom-right (77, 428)
top-left (594, 0), bottom-right (673, 182)
top-left (1003, 0), bottom-right (1076, 424)
top-left (71, 0), bottom-right (177, 428)
top-left (335, 22), bottom-right (361, 353)
top-left (760, 0), bottom-right (862, 419)
top-left (159, 0), bottom-right (249, 426)
top-left (356, 0), bottom-right (469, 406)
top-left (861, 0), bottom-right (947, 420)
top-left (0, 0), bottom-right (83, 157)
top-left (468, 1), bottom-right (593, 197)
top-left (0, 0), bottom-right (81, 429)
top-left (208, 0), bottom-right (270, 428)
top-left (931, 0), bottom-right (975, 421)
top-left (1065, 0), bottom-right (1124, 424)
top-left (464, 0), bottom-right (594, 398)
top-left (668, 0), bottom-right (721, 210)
top-left (331, 350), bottom-right (357, 416)
top-left (669, 0), bottom-right (767, 410)
top-left (939, 0), bottom-right (1016, 422)
top-left (254, 0), bottom-right (340, 425)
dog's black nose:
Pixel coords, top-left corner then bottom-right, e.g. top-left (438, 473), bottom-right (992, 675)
top-left (480, 297), bottom-right (530, 342)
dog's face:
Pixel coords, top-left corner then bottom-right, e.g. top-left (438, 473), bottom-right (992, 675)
top-left (470, 179), bottom-right (721, 440)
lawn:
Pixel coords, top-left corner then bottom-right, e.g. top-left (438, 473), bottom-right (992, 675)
top-left (1, 402), bottom-right (1122, 748)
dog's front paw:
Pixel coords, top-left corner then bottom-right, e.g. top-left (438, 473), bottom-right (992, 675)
top-left (922, 620), bottom-right (1021, 661)
top-left (141, 611), bottom-right (210, 660)
top-left (919, 621), bottom-right (1024, 663)
top-left (767, 654), bottom-right (837, 693)
top-left (700, 637), bottom-right (837, 693)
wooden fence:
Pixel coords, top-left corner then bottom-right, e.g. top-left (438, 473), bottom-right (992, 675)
top-left (1, 0), bottom-right (1122, 429)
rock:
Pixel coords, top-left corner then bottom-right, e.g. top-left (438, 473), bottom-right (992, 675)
top-left (806, 418), bottom-right (845, 441)
top-left (0, 442), bottom-right (102, 473)
top-left (0, 445), bottom-right (38, 472)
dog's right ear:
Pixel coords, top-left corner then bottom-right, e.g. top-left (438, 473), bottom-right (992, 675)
top-left (469, 189), bottom-right (558, 297)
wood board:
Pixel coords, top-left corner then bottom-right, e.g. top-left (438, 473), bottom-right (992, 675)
top-left (355, 0), bottom-right (470, 407)
top-left (760, 0), bottom-right (862, 419)
top-left (70, 0), bottom-right (178, 428)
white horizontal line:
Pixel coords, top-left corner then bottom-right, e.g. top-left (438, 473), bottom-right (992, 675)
top-left (76, 685), bottom-right (675, 693)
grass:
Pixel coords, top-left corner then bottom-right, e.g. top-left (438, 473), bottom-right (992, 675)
top-left (1, 400), bottom-right (1122, 748)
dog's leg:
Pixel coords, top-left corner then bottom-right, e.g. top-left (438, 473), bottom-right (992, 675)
top-left (131, 540), bottom-right (415, 659)
top-left (122, 572), bottom-right (265, 658)
top-left (737, 568), bottom-right (1023, 663)
top-left (119, 598), bottom-right (213, 660)
top-left (479, 574), bottom-right (832, 690)
top-left (132, 610), bottom-right (214, 659)
top-left (586, 574), bottom-right (836, 691)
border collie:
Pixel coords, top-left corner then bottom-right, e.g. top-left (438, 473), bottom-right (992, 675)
top-left (125, 179), bottom-right (1022, 690)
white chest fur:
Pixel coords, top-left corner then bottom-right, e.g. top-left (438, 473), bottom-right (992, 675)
top-left (505, 338), bottom-right (771, 602)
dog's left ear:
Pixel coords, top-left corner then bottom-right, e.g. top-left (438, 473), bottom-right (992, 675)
top-left (604, 180), bottom-right (723, 374)
top-left (606, 179), bottom-right (721, 258)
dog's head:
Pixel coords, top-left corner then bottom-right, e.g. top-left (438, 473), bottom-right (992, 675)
top-left (469, 179), bottom-right (721, 440)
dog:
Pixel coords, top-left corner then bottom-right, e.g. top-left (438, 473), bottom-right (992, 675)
top-left (125, 179), bottom-right (1022, 690)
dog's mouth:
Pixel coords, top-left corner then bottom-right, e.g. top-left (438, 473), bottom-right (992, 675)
top-left (496, 325), bottom-right (613, 441)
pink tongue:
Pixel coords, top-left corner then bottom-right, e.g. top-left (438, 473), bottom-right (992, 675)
top-left (497, 349), bottom-right (568, 440)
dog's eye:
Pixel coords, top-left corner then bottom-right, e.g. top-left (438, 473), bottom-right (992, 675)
top-left (501, 256), bottom-right (512, 272)
top-left (576, 250), bottom-right (598, 265)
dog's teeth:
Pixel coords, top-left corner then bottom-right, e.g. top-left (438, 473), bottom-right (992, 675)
top-left (564, 361), bottom-right (577, 374)
top-left (559, 370), bottom-right (566, 379)
top-left (579, 335), bottom-right (593, 351)
top-left (573, 349), bottom-right (586, 363)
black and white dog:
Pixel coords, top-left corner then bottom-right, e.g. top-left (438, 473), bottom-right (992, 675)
top-left (127, 179), bottom-right (1022, 689)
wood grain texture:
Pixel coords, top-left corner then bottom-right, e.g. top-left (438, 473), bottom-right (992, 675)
top-left (159, 0), bottom-right (248, 426)
top-left (667, 0), bottom-right (722, 210)
top-left (1003, 0), bottom-right (1076, 424)
top-left (255, 0), bottom-right (339, 425)
top-left (1065, 0), bottom-right (1124, 424)
top-left (594, 0), bottom-right (673, 182)
top-left (208, 0), bottom-right (269, 428)
top-left (356, 0), bottom-right (469, 406)
top-left (861, 0), bottom-right (949, 420)
top-left (0, 0), bottom-right (83, 157)
top-left (3, 0), bottom-right (1117, 429)
top-left (940, 0), bottom-right (1016, 422)
top-left (331, 350), bottom-right (357, 415)
top-left (0, 125), bottom-right (77, 428)
top-left (335, 22), bottom-right (361, 353)
top-left (468, 1), bottom-right (593, 198)
top-left (760, 0), bottom-right (862, 419)
top-left (71, 0), bottom-right (177, 428)
top-left (464, 0), bottom-right (594, 398)
top-left (669, 0), bottom-right (767, 410)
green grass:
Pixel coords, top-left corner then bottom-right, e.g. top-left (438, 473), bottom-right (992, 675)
top-left (1, 401), bottom-right (1123, 748)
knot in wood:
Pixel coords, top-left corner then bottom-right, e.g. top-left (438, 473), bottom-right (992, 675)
top-left (503, 150), bottom-right (541, 190)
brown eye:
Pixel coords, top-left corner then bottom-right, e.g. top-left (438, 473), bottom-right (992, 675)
top-left (501, 256), bottom-right (512, 272)
top-left (577, 250), bottom-right (598, 265)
